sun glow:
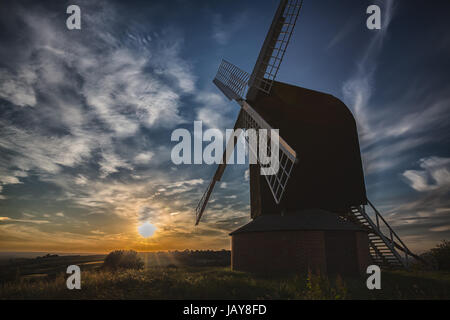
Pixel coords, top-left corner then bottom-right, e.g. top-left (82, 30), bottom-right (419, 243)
top-left (138, 221), bottom-right (157, 238)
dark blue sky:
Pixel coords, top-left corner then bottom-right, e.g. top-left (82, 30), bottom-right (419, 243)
top-left (0, 0), bottom-right (449, 252)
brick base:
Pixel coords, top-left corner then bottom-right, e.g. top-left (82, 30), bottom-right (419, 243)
top-left (231, 230), bottom-right (369, 275)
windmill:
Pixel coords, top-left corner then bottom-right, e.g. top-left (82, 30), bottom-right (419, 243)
top-left (195, 0), bottom-right (421, 274)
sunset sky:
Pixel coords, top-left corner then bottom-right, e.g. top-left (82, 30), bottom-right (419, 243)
top-left (0, 0), bottom-right (449, 253)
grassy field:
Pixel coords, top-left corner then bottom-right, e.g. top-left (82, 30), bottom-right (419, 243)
top-left (2, 266), bottom-right (450, 300)
top-left (1, 251), bottom-right (450, 300)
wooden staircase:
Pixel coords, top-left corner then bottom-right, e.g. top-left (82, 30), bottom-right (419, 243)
top-left (346, 200), bottom-right (420, 269)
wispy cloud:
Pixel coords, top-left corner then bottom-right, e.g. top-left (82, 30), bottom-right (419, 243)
top-left (195, 91), bottom-right (234, 130)
top-left (0, 68), bottom-right (37, 107)
top-left (341, 0), bottom-right (449, 176)
top-left (134, 152), bottom-right (154, 165)
top-left (98, 150), bottom-right (133, 178)
top-left (0, 1), bottom-right (232, 251)
top-left (403, 157), bottom-right (450, 192)
top-left (0, 216), bottom-right (50, 224)
top-left (212, 12), bottom-right (247, 46)
top-left (326, 18), bottom-right (358, 50)
top-left (0, 1), bottom-right (197, 195)
top-left (338, 0), bottom-right (450, 251)
top-left (372, 157), bottom-right (450, 251)
top-left (342, 0), bottom-right (396, 142)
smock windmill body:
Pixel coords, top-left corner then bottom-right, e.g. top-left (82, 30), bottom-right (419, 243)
top-left (195, 0), bottom-right (420, 274)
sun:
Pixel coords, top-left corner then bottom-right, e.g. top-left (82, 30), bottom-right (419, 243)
top-left (138, 221), bottom-right (157, 238)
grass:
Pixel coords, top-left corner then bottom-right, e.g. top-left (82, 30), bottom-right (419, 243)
top-left (2, 266), bottom-right (450, 300)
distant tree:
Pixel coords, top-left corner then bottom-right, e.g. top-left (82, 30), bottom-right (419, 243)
top-left (103, 250), bottom-right (144, 271)
top-left (428, 240), bottom-right (450, 271)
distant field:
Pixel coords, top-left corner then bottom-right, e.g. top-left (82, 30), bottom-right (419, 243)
top-left (0, 250), bottom-right (229, 284)
top-left (0, 254), bottom-right (107, 283)
top-left (0, 252), bottom-right (105, 264)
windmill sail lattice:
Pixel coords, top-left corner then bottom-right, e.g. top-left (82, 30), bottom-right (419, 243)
top-left (195, 100), bottom-right (297, 224)
top-left (213, 60), bottom-right (249, 101)
top-left (195, 111), bottom-right (244, 225)
top-left (239, 102), bottom-right (296, 204)
top-left (250, 0), bottom-right (303, 94)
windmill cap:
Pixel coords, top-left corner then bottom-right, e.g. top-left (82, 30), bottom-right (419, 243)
top-left (229, 209), bottom-right (365, 235)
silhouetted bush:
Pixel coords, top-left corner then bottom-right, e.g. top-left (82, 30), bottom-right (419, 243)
top-left (428, 240), bottom-right (450, 271)
top-left (103, 250), bottom-right (144, 270)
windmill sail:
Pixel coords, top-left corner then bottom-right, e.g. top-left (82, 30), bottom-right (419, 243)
top-left (249, 0), bottom-right (303, 95)
top-left (195, 110), bottom-right (244, 225)
top-left (239, 101), bottom-right (296, 203)
top-left (195, 101), bottom-right (297, 224)
top-left (198, 0), bottom-right (302, 225)
top-left (213, 59), bottom-right (250, 101)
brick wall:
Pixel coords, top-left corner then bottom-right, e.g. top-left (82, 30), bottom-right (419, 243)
top-left (231, 230), bottom-right (326, 274)
top-left (355, 231), bottom-right (370, 273)
top-left (231, 230), bottom-right (368, 275)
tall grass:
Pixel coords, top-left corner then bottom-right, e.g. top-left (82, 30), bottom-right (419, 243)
top-left (1, 267), bottom-right (450, 300)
